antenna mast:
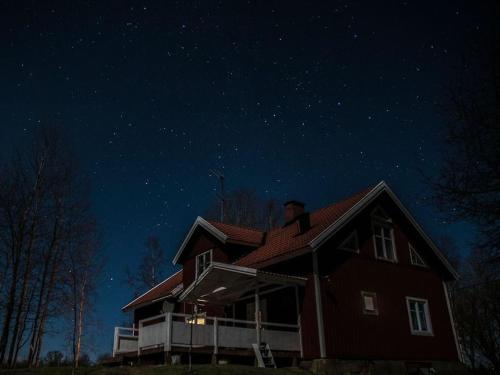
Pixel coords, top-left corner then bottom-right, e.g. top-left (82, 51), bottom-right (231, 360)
top-left (209, 169), bottom-right (225, 222)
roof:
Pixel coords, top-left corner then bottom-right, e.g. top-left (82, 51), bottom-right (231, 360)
top-left (123, 181), bottom-right (459, 311)
top-left (178, 262), bottom-right (307, 305)
top-left (235, 186), bottom-right (373, 267)
top-left (122, 270), bottom-right (183, 312)
top-left (207, 221), bottom-right (264, 246)
top-left (172, 216), bottom-right (263, 264)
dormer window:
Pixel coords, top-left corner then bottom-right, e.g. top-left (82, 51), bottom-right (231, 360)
top-left (409, 243), bottom-right (426, 266)
top-left (371, 207), bottom-right (397, 262)
top-left (196, 249), bottom-right (212, 279)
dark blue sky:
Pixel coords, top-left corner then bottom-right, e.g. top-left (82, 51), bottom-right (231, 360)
top-left (0, 0), bottom-right (488, 358)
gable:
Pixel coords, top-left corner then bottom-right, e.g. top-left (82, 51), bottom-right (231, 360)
top-left (172, 217), bottom-right (264, 265)
top-left (235, 181), bottom-right (458, 280)
top-left (312, 183), bottom-right (458, 280)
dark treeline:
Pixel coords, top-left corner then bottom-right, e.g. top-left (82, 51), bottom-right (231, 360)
top-left (432, 6), bottom-right (500, 373)
top-left (0, 127), bottom-right (103, 368)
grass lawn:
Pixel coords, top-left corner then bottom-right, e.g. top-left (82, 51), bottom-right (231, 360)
top-left (0, 365), bottom-right (308, 375)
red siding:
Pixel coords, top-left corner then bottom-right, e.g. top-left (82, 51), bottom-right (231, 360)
top-left (317, 199), bottom-right (459, 361)
top-left (300, 276), bottom-right (321, 359)
top-left (181, 230), bottom-right (229, 287)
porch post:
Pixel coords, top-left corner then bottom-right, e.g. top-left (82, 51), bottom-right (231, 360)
top-left (312, 251), bottom-right (326, 358)
top-left (255, 287), bottom-right (261, 345)
top-left (113, 327), bottom-right (118, 358)
top-left (212, 317), bottom-right (218, 364)
top-left (295, 286), bottom-right (303, 358)
top-left (137, 319), bottom-right (143, 362)
top-left (164, 312), bottom-right (172, 364)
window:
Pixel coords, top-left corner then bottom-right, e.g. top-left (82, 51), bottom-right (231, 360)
top-left (406, 297), bottom-right (433, 335)
top-left (372, 206), bottom-right (397, 261)
top-left (361, 291), bottom-right (378, 315)
top-left (338, 230), bottom-right (359, 252)
top-left (409, 243), bottom-right (426, 266)
top-left (195, 250), bottom-right (212, 279)
top-left (186, 312), bottom-right (206, 325)
top-left (373, 222), bottom-right (396, 261)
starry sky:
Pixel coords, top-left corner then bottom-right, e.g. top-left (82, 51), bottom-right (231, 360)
top-left (0, 0), bottom-right (491, 358)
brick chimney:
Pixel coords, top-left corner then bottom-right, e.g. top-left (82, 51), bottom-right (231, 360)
top-left (284, 200), bottom-right (305, 225)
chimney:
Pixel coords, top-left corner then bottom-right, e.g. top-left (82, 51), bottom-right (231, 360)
top-left (284, 200), bottom-right (305, 225)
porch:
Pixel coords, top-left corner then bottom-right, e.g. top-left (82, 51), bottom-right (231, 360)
top-left (113, 312), bottom-right (301, 360)
top-left (114, 262), bottom-right (306, 364)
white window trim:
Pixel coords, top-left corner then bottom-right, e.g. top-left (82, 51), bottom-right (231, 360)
top-left (408, 243), bottom-right (427, 267)
top-left (372, 219), bottom-right (398, 263)
top-left (195, 249), bottom-right (213, 279)
top-left (361, 290), bottom-right (378, 315)
top-left (406, 296), bottom-right (433, 336)
top-left (338, 230), bottom-right (360, 253)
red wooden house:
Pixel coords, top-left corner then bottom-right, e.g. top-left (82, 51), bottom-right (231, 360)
top-left (113, 181), bottom-right (462, 370)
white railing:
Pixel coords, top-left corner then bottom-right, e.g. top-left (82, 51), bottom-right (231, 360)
top-left (113, 312), bottom-right (302, 358)
top-left (113, 327), bottom-right (139, 356)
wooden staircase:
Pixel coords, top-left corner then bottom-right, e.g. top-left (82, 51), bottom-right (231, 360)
top-left (252, 342), bottom-right (276, 368)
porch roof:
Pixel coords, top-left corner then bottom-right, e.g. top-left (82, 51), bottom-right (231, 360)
top-left (178, 262), bottom-right (307, 305)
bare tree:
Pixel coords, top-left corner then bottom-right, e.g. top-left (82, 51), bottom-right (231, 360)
top-left (126, 235), bottom-right (167, 296)
top-left (205, 189), bottom-right (282, 230)
top-left (0, 126), bottom-right (103, 368)
top-left (64, 221), bottom-right (103, 370)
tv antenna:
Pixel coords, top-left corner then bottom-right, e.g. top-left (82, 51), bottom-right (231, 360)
top-left (209, 169), bottom-right (225, 222)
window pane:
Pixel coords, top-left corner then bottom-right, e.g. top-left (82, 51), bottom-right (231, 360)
top-left (374, 224), bottom-right (383, 237)
top-left (364, 296), bottom-right (375, 311)
top-left (384, 239), bottom-right (394, 259)
top-left (410, 309), bottom-right (419, 331)
top-left (383, 227), bottom-right (391, 238)
top-left (375, 236), bottom-right (384, 257)
top-left (197, 259), bottom-right (204, 276)
top-left (418, 303), bottom-right (428, 331)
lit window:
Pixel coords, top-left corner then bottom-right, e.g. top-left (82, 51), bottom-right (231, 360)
top-left (186, 313), bottom-right (206, 325)
top-left (406, 297), bottom-right (433, 335)
top-left (339, 230), bottom-right (359, 252)
top-left (196, 250), bottom-right (212, 279)
top-left (409, 243), bottom-right (426, 266)
top-left (361, 291), bottom-right (378, 315)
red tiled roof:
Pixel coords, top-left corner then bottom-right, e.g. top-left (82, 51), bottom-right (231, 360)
top-left (208, 221), bottom-right (264, 246)
top-left (235, 186), bottom-right (374, 268)
top-left (122, 270), bottom-right (183, 311)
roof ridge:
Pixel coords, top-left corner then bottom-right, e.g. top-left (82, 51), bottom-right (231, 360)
top-left (309, 185), bottom-right (376, 217)
top-left (233, 184), bottom-right (377, 268)
top-left (208, 220), bottom-right (265, 233)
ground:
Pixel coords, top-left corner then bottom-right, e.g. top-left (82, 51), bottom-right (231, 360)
top-left (0, 365), bottom-right (308, 375)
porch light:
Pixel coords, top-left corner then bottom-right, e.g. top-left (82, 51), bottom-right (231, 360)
top-left (185, 315), bottom-right (206, 325)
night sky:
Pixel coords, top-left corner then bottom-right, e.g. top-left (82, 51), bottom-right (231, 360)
top-left (0, 0), bottom-right (489, 358)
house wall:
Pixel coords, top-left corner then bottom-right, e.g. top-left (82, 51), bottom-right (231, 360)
top-left (318, 196), bottom-right (459, 361)
top-left (181, 229), bottom-right (229, 287)
top-left (263, 253), bottom-right (320, 359)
